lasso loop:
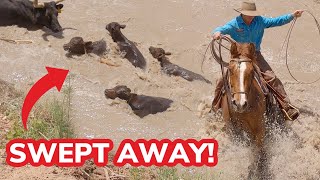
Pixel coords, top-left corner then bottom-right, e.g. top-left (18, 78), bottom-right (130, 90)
top-left (281, 10), bottom-right (320, 84)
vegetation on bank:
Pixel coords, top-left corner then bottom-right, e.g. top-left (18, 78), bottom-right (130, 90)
top-left (4, 78), bottom-right (74, 140)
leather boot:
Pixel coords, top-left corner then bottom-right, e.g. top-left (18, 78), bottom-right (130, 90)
top-left (262, 71), bottom-right (300, 121)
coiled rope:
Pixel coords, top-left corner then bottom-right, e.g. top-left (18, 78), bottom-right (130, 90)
top-left (281, 10), bottom-right (320, 84)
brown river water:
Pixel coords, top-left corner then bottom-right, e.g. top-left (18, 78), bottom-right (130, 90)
top-left (0, 0), bottom-right (319, 179)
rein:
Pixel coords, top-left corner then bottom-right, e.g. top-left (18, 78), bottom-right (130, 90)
top-left (211, 36), bottom-right (234, 109)
top-left (281, 10), bottom-right (320, 84)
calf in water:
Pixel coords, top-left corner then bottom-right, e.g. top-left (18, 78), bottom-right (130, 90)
top-left (149, 46), bottom-right (211, 84)
top-left (63, 37), bottom-right (107, 57)
top-left (105, 86), bottom-right (173, 118)
top-left (106, 22), bottom-right (146, 69)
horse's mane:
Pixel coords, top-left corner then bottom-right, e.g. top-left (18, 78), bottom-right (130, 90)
top-left (230, 42), bottom-right (256, 62)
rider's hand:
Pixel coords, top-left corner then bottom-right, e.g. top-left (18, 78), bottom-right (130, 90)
top-left (212, 32), bottom-right (222, 40)
top-left (293, 10), bottom-right (304, 18)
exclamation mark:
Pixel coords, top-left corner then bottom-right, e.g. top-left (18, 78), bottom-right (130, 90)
top-left (207, 143), bottom-right (214, 163)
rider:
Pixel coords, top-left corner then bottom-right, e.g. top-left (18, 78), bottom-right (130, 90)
top-left (211, 1), bottom-right (303, 121)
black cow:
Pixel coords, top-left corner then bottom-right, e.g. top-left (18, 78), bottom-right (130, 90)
top-left (106, 22), bottom-right (146, 69)
top-left (0, 0), bottom-right (64, 32)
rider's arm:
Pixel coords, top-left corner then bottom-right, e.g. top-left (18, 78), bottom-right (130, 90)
top-left (211, 19), bottom-right (236, 36)
top-left (262, 14), bottom-right (294, 28)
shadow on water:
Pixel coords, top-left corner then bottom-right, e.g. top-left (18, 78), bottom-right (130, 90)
top-left (0, 21), bottom-right (77, 41)
top-left (41, 27), bottom-right (77, 41)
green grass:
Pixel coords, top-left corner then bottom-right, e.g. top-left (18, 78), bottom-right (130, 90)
top-left (6, 77), bottom-right (74, 140)
top-left (126, 167), bottom-right (219, 180)
top-left (129, 167), bottom-right (152, 180)
top-left (128, 167), bottom-right (179, 180)
top-left (156, 167), bottom-right (180, 180)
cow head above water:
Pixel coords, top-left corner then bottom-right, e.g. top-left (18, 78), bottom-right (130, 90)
top-left (228, 42), bottom-right (256, 113)
top-left (106, 22), bottom-right (126, 33)
top-left (105, 22), bottom-right (126, 42)
top-left (149, 46), bottom-right (172, 61)
top-left (32, 0), bottom-right (64, 32)
top-left (63, 37), bottom-right (92, 54)
top-left (104, 86), bottom-right (132, 101)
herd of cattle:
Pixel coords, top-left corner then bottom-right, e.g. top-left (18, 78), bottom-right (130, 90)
top-left (1, 0), bottom-right (212, 118)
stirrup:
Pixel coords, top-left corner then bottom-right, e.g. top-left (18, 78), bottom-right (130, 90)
top-left (281, 104), bottom-right (300, 121)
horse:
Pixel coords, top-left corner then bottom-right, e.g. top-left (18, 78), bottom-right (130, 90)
top-left (215, 40), bottom-right (273, 179)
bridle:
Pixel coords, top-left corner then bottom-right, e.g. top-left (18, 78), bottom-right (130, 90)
top-left (229, 58), bottom-right (254, 97)
top-left (210, 36), bottom-right (256, 111)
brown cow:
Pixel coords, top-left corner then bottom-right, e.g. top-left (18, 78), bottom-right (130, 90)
top-left (105, 86), bottom-right (173, 118)
top-left (149, 46), bottom-right (211, 84)
top-left (63, 37), bottom-right (107, 57)
top-left (106, 22), bottom-right (146, 69)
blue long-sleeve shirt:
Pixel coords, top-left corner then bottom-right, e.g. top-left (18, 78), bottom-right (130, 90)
top-left (212, 14), bottom-right (294, 51)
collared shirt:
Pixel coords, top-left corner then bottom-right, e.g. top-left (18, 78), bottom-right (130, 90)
top-left (212, 14), bottom-right (294, 51)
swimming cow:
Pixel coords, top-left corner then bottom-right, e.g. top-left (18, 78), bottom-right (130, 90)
top-left (63, 37), bottom-right (107, 57)
top-left (0, 0), bottom-right (64, 32)
top-left (105, 86), bottom-right (173, 118)
top-left (106, 22), bottom-right (146, 69)
top-left (149, 47), bottom-right (212, 84)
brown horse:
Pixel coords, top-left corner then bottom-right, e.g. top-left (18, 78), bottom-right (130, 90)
top-left (218, 42), bottom-right (272, 179)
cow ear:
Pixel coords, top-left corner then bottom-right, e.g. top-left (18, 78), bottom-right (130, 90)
top-left (230, 42), bottom-right (238, 56)
top-left (56, 4), bottom-right (64, 10)
top-left (120, 24), bottom-right (126, 29)
top-left (127, 87), bottom-right (132, 93)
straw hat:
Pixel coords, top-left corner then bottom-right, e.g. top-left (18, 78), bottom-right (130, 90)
top-left (234, 1), bottom-right (261, 16)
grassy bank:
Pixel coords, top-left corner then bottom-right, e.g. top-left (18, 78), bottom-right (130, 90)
top-left (4, 78), bottom-right (74, 140)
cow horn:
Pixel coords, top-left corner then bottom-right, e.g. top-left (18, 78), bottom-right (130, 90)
top-left (32, 0), bottom-right (44, 8)
top-left (55, 0), bottom-right (65, 3)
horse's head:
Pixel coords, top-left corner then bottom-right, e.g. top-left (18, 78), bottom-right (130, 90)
top-left (228, 42), bottom-right (256, 113)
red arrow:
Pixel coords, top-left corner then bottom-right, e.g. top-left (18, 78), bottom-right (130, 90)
top-left (21, 67), bottom-right (69, 130)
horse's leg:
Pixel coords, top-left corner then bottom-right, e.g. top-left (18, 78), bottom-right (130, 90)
top-left (248, 147), bottom-right (271, 180)
top-left (247, 126), bottom-right (263, 179)
top-left (251, 120), bottom-right (273, 180)
top-left (245, 114), bottom-right (272, 180)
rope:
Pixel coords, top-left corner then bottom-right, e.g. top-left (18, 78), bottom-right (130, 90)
top-left (201, 38), bottom-right (231, 73)
top-left (281, 10), bottom-right (320, 84)
top-left (210, 36), bottom-right (235, 111)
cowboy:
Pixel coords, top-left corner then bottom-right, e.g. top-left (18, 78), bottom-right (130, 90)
top-left (211, 1), bottom-right (303, 120)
